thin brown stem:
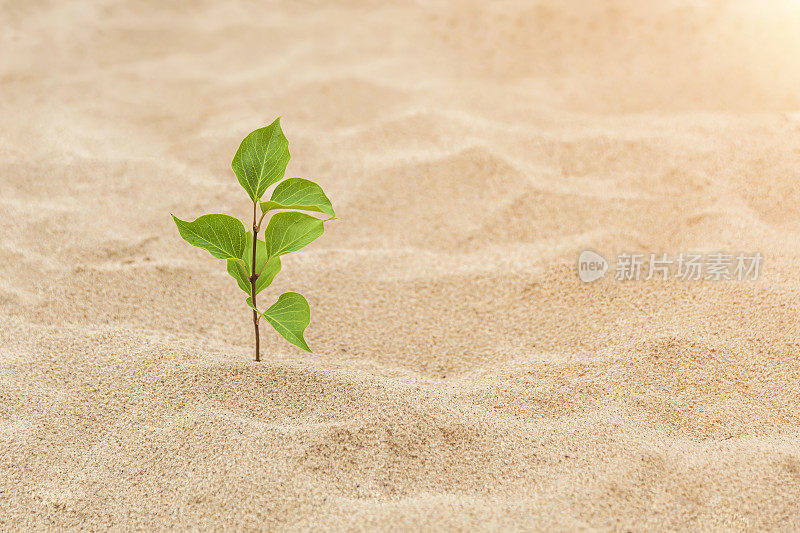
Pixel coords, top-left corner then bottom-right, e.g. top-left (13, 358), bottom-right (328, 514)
top-left (250, 202), bottom-right (260, 362)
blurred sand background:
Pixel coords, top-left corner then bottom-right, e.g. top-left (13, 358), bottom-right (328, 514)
top-left (3, 0), bottom-right (800, 529)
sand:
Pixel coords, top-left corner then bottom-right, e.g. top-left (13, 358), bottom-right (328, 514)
top-left (3, 0), bottom-right (800, 530)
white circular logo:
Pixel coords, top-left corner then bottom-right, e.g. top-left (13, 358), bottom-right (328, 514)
top-left (577, 250), bottom-right (608, 282)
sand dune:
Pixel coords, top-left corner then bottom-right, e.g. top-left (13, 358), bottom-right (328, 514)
top-left (2, 0), bottom-right (800, 529)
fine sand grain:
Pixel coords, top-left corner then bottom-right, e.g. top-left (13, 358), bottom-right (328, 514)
top-left (3, 0), bottom-right (800, 530)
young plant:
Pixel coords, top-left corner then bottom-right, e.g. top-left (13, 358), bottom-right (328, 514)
top-left (172, 118), bottom-right (335, 361)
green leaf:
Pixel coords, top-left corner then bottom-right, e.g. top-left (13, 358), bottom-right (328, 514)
top-left (226, 232), bottom-right (282, 295)
top-left (172, 214), bottom-right (247, 263)
top-left (263, 211), bottom-right (325, 260)
top-left (231, 117), bottom-right (290, 202)
top-left (261, 292), bottom-right (312, 352)
top-left (259, 178), bottom-right (335, 218)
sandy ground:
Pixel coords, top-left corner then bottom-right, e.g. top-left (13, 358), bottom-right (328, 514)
top-left (3, 0), bottom-right (800, 530)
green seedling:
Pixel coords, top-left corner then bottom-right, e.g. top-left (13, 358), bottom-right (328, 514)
top-left (172, 118), bottom-right (335, 361)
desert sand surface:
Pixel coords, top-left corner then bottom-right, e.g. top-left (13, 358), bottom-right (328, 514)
top-left (3, 0), bottom-right (800, 530)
